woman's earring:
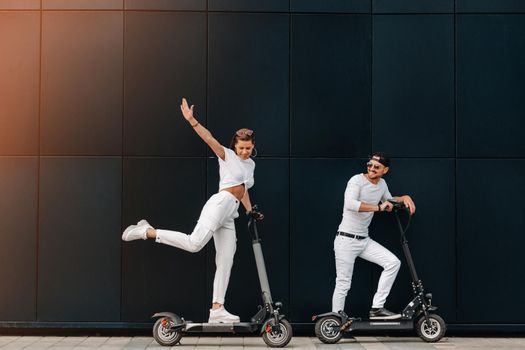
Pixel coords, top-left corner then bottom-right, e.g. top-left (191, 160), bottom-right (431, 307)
top-left (251, 148), bottom-right (258, 158)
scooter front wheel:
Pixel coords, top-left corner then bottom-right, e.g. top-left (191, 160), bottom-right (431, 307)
top-left (416, 314), bottom-right (446, 342)
top-left (314, 316), bottom-right (343, 344)
top-left (262, 318), bottom-right (293, 347)
top-left (153, 317), bottom-right (182, 346)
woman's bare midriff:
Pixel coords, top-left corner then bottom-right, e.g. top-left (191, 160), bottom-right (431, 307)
top-left (221, 184), bottom-right (245, 201)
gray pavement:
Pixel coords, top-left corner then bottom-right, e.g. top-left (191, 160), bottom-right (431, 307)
top-left (0, 336), bottom-right (524, 350)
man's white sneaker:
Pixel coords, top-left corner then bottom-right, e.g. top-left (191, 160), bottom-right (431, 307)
top-left (208, 306), bottom-right (240, 323)
top-left (122, 219), bottom-right (152, 241)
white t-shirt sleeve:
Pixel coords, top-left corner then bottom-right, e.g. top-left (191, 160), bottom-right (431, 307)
top-left (381, 182), bottom-right (394, 202)
top-left (222, 146), bottom-right (236, 161)
top-left (343, 176), bottom-right (362, 212)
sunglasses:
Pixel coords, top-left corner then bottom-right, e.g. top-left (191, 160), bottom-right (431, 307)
top-left (236, 128), bottom-right (254, 137)
top-left (366, 161), bottom-right (382, 170)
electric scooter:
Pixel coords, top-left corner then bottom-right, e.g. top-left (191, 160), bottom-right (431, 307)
top-left (151, 207), bottom-right (293, 348)
top-left (312, 201), bottom-right (446, 343)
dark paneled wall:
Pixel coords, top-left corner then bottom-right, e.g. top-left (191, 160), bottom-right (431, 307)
top-left (38, 158), bottom-right (122, 321)
top-left (291, 14), bottom-right (370, 157)
top-left (0, 0), bottom-right (524, 329)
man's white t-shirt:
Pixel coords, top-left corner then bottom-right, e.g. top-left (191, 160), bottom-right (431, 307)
top-left (338, 173), bottom-right (393, 237)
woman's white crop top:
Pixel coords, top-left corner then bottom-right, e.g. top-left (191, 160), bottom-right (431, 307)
top-left (218, 146), bottom-right (255, 191)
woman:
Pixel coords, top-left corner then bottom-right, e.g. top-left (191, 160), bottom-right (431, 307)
top-left (122, 97), bottom-right (262, 323)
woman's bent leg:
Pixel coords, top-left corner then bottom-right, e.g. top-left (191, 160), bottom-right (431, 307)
top-left (155, 222), bottom-right (213, 253)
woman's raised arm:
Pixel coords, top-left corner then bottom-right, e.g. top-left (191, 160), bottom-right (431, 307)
top-left (180, 97), bottom-right (225, 160)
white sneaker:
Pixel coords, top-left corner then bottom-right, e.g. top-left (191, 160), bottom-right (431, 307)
top-left (208, 306), bottom-right (240, 323)
top-left (122, 219), bottom-right (152, 241)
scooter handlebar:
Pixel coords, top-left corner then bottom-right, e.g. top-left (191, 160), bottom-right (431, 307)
top-left (247, 205), bottom-right (263, 241)
top-left (387, 200), bottom-right (410, 213)
top-left (246, 204), bottom-right (264, 221)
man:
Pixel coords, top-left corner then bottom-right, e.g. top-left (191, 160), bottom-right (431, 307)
top-left (331, 152), bottom-right (416, 319)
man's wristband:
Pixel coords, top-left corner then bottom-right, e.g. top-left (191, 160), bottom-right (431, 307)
top-left (191, 121), bottom-right (199, 128)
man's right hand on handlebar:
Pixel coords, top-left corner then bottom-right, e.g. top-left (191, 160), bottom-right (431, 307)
top-left (380, 201), bottom-right (394, 212)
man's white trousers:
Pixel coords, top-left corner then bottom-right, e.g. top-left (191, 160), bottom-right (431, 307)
top-left (331, 234), bottom-right (401, 313)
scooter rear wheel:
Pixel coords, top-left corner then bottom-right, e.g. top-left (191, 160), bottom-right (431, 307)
top-left (262, 318), bottom-right (293, 347)
top-left (153, 317), bottom-right (182, 346)
top-left (315, 316), bottom-right (343, 344)
top-left (416, 314), bottom-right (446, 342)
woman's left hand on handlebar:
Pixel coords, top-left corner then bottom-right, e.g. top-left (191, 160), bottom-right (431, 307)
top-left (248, 210), bottom-right (264, 221)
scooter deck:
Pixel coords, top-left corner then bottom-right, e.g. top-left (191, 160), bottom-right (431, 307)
top-left (348, 319), bottom-right (413, 331)
top-left (183, 322), bottom-right (259, 333)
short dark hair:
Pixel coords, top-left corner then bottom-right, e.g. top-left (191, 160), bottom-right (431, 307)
top-left (370, 152), bottom-right (390, 167)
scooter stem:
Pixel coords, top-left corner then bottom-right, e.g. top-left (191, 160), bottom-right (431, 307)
top-left (253, 241), bottom-right (273, 304)
top-left (395, 210), bottom-right (420, 286)
top-left (249, 219), bottom-right (274, 305)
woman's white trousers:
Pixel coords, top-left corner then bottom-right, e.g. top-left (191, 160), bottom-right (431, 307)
top-left (155, 191), bottom-right (240, 304)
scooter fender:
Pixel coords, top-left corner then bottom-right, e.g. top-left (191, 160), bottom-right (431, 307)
top-left (311, 312), bottom-right (344, 322)
top-left (152, 312), bottom-right (184, 328)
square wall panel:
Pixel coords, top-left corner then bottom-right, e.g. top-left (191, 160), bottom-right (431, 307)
top-left (208, 13), bottom-right (289, 157)
top-left (125, 0), bottom-right (205, 10)
top-left (41, 11), bottom-right (123, 156)
top-left (0, 157), bottom-right (37, 321)
top-left (43, 0), bottom-right (123, 9)
top-left (373, 15), bottom-right (454, 157)
top-left (373, 0), bottom-right (453, 13)
top-left (122, 157), bottom-right (208, 322)
top-left (291, 0), bottom-right (370, 13)
top-left (457, 160), bottom-right (525, 323)
top-left (38, 157), bottom-right (122, 321)
top-left (124, 12), bottom-right (206, 156)
top-left (457, 0), bottom-right (525, 13)
top-left (291, 15), bottom-right (371, 157)
top-left (0, 0), bottom-right (40, 9)
top-left (205, 158), bottom-right (290, 321)
top-left (291, 159), bottom-right (375, 321)
top-left (457, 15), bottom-right (525, 158)
top-left (0, 12), bottom-right (39, 155)
top-left (368, 158), bottom-right (456, 321)
top-left (209, 0), bottom-right (288, 12)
